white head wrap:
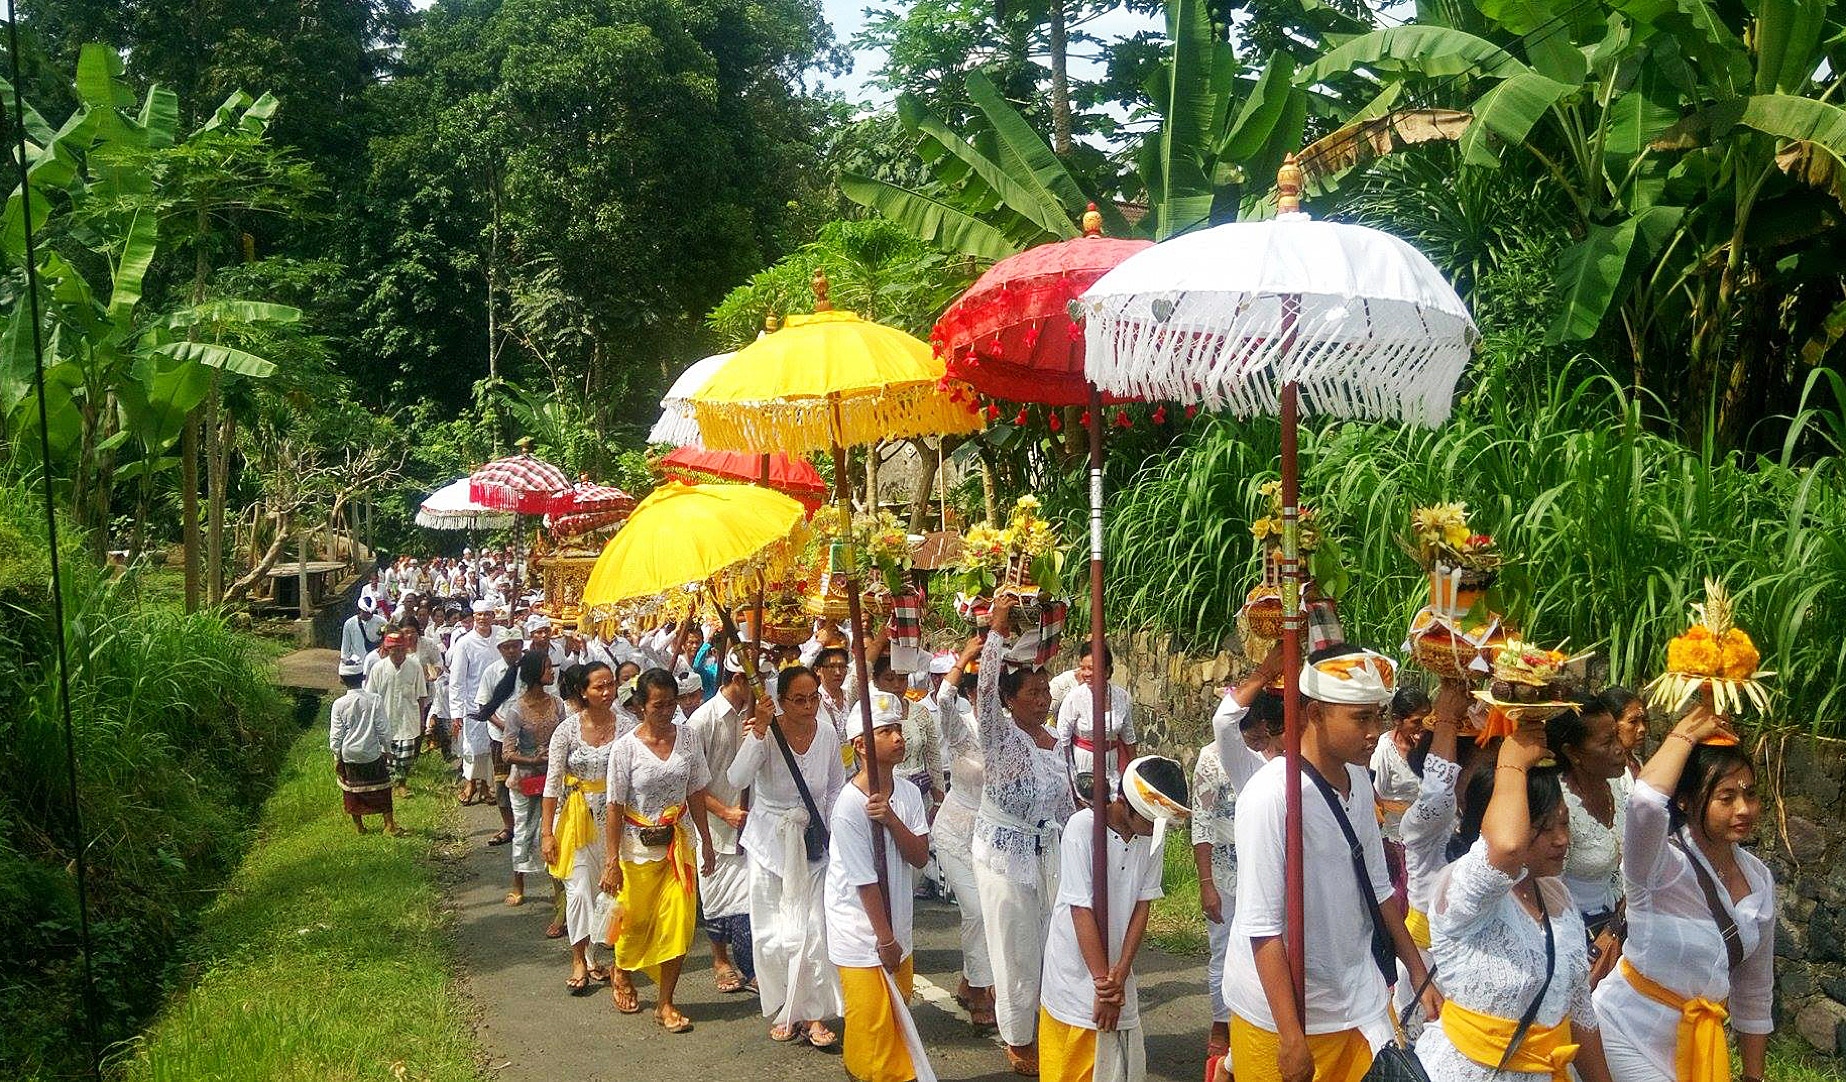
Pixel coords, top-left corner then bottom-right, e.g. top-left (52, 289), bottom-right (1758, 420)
top-left (845, 690), bottom-right (907, 741)
top-left (1299, 649), bottom-right (1398, 706)
top-left (675, 670), bottom-right (702, 697)
top-left (1121, 754), bottom-right (1190, 853)
top-left (470, 599), bottom-right (496, 615)
top-left (493, 625), bottom-right (523, 647)
top-left (524, 614), bottom-right (553, 633)
top-left (337, 655), bottom-right (366, 678)
top-left (929, 651), bottom-right (955, 675)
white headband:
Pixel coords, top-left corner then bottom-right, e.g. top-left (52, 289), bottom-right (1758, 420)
top-left (1299, 649), bottom-right (1398, 706)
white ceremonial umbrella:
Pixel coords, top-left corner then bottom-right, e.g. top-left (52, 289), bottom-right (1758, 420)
top-left (1077, 156), bottom-right (1477, 1004)
top-left (416, 477), bottom-right (515, 531)
top-left (647, 351), bottom-right (733, 447)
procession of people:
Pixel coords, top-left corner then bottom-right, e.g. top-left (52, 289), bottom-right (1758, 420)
top-left (328, 539), bottom-right (1779, 1082)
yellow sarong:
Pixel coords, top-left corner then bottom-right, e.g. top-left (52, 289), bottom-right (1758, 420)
top-left (841, 958), bottom-right (916, 1082)
top-left (1440, 1000), bottom-right (1579, 1081)
top-left (1228, 1015), bottom-right (1371, 1082)
top-left (1404, 908), bottom-right (1431, 950)
top-left (546, 776), bottom-right (606, 880)
top-left (1039, 1008), bottom-right (1097, 1082)
top-left (612, 806), bottom-right (698, 975)
top-left (1619, 958), bottom-right (1729, 1082)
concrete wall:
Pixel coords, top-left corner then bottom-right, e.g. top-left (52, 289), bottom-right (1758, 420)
top-left (1092, 631), bottom-right (1846, 1058)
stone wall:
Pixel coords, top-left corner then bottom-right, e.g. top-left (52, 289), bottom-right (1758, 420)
top-left (1094, 631), bottom-right (1846, 1058)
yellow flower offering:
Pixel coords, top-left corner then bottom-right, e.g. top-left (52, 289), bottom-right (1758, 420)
top-left (1647, 579), bottom-right (1772, 716)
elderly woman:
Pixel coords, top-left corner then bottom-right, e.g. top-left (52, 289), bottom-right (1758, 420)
top-left (540, 661), bottom-right (621, 995)
top-left (1546, 699), bottom-right (1630, 936)
top-left (1594, 703), bottom-right (1776, 1082)
top-left (940, 593), bottom-right (1074, 1076)
top-left (601, 669), bottom-right (716, 1031)
top-left (728, 665), bottom-right (846, 1048)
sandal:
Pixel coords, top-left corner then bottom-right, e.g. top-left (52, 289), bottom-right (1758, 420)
top-left (487, 830), bottom-right (513, 846)
top-left (970, 1000), bottom-right (997, 1028)
top-left (610, 980), bottom-right (641, 1014)
top-left (588, 966), bottom-right (609, 983)
top-left (714, 966), bottom-right (745, 994)
top-left (566, 973), bottom-right (595, 997)
top-left (804, 1021), bottom-right (838, 1049)
top-left (544, 922), bottom-right (566, 940)
top-left (1005, 1046), bottom-right (1039, 1077)
top-left (657, 1007), bottom-right (694, 1034)
top-left (504, 892), bottom-right (524, 907)
top-left (770, 1023), bottom-right (801, 1043)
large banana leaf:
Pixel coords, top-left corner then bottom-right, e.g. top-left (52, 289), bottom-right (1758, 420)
top-left (1475, 0), bottom-right (1589, 82)
top-left (1156, 0), bottom-right (1216, 238)
top-left (106, 210), bottom-right (160, 326)
top-left (138, 85), bottom-right (180, 150)
top-left (1550, 205), bottom-right (1684, 341)
top-left (838, 173), bottom-right (1020, 261)
top-left (1706, 94), bottom-right (1846, 159)
top-left (896, 93), bottom-right (1074, 241)
top-left (1297, 25), bottom-right (1532, 84)
top-left (963, 72), bottom-right (1088, 237)
top-left (163, 299), bottom-right (304, 329)
top-left (1220, 55), bottom-right (1299, 163)
top-left (145, 339), bottom-right (280, 378)
top-left (1459, 72), bottom-right (1575, 166)
top-left (1752, 0), bottom-right (1828, 96)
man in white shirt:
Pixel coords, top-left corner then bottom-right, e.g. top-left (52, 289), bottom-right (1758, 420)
top-left (523, 614), bottom-right (573, 694)
top-left (473, 624), bottom-right (524, 847)
top-left (339, 597), bottom-right (385, 675)
top-left (687, 665), bottom-right (755, 993)
top-left (446, 601), bottom-right (502, 805)
top-left (365, 630), bottom-right (430, 794)
top-left (1222, 646), bottom-right (1437, 1082)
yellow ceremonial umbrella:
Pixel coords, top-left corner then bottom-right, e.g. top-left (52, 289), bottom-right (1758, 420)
top-left (581, 481), bottom-right (807, 615)
top-left (688, 271), bottom-right (982, 910)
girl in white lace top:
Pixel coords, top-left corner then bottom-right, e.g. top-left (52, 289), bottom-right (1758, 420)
top-left (1593, 703), bottom-right (1774, 1082)
top-left (938, 594), bottom-right (1073, 1075)
top-left (928, 672), bottom-right (993, 1026)
top-left (1417, 726), bottom-right (1614, 1082)
top-left (1546, 700), bottom-right (1629, 927)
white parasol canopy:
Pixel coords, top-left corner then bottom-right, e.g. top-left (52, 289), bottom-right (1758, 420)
top-left (416, 478), bottom-right (515, 531)
top-left (647, 351), bottom-right (733, 447)
top-left (1078, 215), bottom-right (1477, 425)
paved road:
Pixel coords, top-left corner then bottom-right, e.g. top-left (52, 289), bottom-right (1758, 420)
top-left (448, 802), bottom-right (1217, 1082)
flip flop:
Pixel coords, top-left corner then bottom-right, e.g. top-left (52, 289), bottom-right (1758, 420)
top-left (611, 981), bottom-right (641, 1014)
top-left (504, 892), bottom-right (524, 907)
top-left (714, 967), bottom-right (745, 994)
top-left (487, 830), bottom-right (513, 846)
top-left (588, 966), bottom-right (609, 983)
top-left (544, 922), bottom-right (567, 940)
top-left (657, 1009), bottom-right (694, 1034)
top-left (770, 1023), bottom-right (801, 1043)
top-left (567, 974), bottom-right (595, 997)
top-left (804, 1022), bottom-right (838, 1049)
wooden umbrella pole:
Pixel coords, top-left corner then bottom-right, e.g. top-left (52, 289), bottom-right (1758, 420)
top-left (1278, 294), bottom-right (1306, 1010)
top-left (832, 398), bottom-right (891, 918)
top-left (1086, 386), bottom-right (1110, 958)
top-left (753, 453), bottom-right (770, 650)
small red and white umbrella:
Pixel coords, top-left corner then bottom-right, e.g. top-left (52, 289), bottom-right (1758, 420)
top-left (546, 481), bottom-right (637, 539)
top-left (469, 453), bottom-right (574, 515)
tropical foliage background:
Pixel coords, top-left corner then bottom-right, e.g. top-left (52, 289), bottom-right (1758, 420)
top-left (2, 2), bottom-right (1845, 1073)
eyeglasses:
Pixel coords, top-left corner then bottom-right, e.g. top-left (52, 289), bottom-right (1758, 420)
top-left (783, 693), bottom-right (821, 707)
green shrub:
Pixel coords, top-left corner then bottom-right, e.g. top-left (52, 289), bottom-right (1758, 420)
top-left (0, 485), bottom-right (296, 1079)
top-left (1102, 369), bottom-right (1846, 734)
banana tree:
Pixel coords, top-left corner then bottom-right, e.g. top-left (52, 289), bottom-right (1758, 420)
top-left (1296, 0), bottom-right (1846, 444)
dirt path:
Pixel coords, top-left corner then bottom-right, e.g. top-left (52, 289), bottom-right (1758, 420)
top-left (272, 647), bottom-right (343, 693)
top-left (447, 801), bottom-right (1215, 1082)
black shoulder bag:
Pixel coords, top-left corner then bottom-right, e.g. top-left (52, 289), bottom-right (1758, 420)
top-left (767, 720), bottom-right (829, 863)
top-left (1302, 763), bottom-right (1431, 1082)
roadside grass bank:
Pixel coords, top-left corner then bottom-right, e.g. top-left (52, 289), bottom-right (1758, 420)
top-left (120, 721), bottom-right (479, 1082)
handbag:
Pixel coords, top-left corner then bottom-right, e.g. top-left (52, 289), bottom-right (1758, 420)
top-left (518, 773), bottom-right (547, 798)
top-left (1366, 968), bottom-right (1440, 1082)
top-left (767, 719), bottom-right (830, 862)
top-left (637, 823), bottom-right (676, 848)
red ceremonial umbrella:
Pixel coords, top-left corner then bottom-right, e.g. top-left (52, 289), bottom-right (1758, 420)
top-left (546, 480), bottom-right (637, 539)
top-left (934, 204), bottom-right (1151, 406)
top-left (469, 451), bottom-right (575, 515)
top-left (656, 446), bottom-right (827, 511)
top-left (934, 204), bottom-right (1150, 959)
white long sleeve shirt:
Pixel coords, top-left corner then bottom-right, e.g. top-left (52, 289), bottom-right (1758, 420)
top-left (445, 630), bottom-right (499, 722)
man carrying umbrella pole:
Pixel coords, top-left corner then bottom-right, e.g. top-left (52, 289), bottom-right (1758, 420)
top-left (1221, 647), bottom-right (1440, 1082)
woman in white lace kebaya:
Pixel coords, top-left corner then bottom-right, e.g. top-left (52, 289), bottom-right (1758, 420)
top-left (1546, 700), bottom-right (1629, 933)
top-left (539, 661), bottom-right (621, 995)
top-left (1594, 703), bottom-right (1775, 1082)
top-left (727, 665), bottom-right (846, 1048)
top-left (940, 593), bottom-right (1074, 1076)
top-left (601, 669), bottom-right (716, 1032)
top-left (1395, 686), bottom-right (1473, 1019)
top-left (928, 658), bottom-right (996, 1028)
top-left (1416, 726), bottom-right (1614, 1082)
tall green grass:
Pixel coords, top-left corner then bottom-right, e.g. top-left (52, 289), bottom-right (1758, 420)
top-left (0, 484), bottom-right (296, 1078)
top-left (119, 726), bottom-right (478, 1082)
top-left (1102, 369), bottom-right (1846, 733)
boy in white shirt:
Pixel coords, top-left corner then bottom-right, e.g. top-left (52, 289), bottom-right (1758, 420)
top-left (1222, 646), bottom-right (1437, 1082)
top-left (329, 662), bottom-right (404, 836)
top-left (1038, 755), bottom-right (1188, 1082)
top-left (826, 692), bottom-right (933, 1082)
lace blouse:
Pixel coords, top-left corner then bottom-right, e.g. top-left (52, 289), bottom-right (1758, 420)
top-left (606, 723), bottom-right (711, 863)
top-left (931, 689), bottom-right (983, 850)
top-left (1400, 753), bottom-right (1463, 917)
top-left (1593, 780), bottom-right (1774, 1078)
top-left (1415, 843), bottom-right (1596, 1082)
top-left (1190, 743), bottom-right (1237, 889)
top-left (967, 629), bottom-right (1073, 881)
top-left (1560, 777), bottom-right (1625, 915)
top-left (543, 714), bottom-right (619, 829)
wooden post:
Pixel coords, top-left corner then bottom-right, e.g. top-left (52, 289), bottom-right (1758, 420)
top-left (296, 530), bottom-right (313, 646)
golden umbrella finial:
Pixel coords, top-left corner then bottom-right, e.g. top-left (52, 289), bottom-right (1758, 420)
top-left (812, 268), bottom-right (833, 312)
top-left (764, 311), bottom-right (781, 333)
top-left (1276, 153), bottom-right (1304, 215)
top-left (1082, 201), bottom-right (1104, 238)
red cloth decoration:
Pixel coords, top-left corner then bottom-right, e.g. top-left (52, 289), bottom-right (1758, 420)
top-left (1114, 409), bottom-right (1132, 428)
top-left (653, 447), bottom-right (826, 511)
top-left (934, 234), bottom-right (1152, 406)
top-left (1152, 406), bottom-right (1168, 424)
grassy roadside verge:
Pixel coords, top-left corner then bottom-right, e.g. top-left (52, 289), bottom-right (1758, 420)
top-left (121, 714), bottom-right (479, 1081)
